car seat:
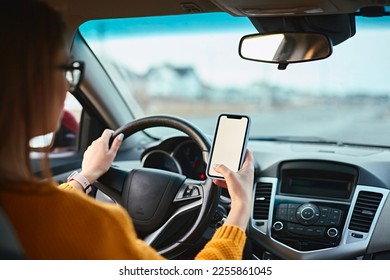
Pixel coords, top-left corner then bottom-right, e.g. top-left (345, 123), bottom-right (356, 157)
top-left (0, 206), bottom-right (25, 259)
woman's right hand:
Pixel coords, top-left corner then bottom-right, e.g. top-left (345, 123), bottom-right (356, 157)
top-left (212, 150), bottom-right (255, 231)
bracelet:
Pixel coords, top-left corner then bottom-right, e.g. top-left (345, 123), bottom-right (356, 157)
top-left (67, 171), bottom-right (92, 194)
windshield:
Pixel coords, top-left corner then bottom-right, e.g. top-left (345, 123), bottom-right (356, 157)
top-left (79, 13), bottom-right (390, 147)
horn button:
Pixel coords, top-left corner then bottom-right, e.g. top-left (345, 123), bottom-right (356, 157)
top-left (122, 168), bottom-right (186, 233)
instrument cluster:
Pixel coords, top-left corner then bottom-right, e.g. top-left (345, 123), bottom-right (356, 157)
top-left (141, 137), bottom-right (207, 180)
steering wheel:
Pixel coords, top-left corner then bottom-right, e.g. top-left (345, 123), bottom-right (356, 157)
top-left (95, 115), bottom-right (221, 259)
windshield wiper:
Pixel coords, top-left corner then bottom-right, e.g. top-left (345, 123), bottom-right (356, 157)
top-left (250, 136), bottom-right (390, 149)
top-left (250, 136), bottom-right (343, 145)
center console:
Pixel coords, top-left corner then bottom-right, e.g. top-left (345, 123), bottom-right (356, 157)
top-left (272, 201), bottom-right (349, 250)
top-left (270, 161), bottom-right (358, 251)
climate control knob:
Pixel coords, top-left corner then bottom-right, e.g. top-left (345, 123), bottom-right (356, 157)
top-left (327, 227), bottom-right (339, 238)
top-left (273, 221), bottom-right (284, 231)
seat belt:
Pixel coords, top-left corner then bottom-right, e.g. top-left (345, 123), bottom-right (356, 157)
top-left (0, 206), bottom-right (25, 259)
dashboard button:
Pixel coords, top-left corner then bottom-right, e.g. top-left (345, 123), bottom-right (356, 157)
top-left (273, 221), bottom-right (284, 231)
top-left (287, 223), bottom-right (325, 236)
top-left (287, 212), bottom-right (298, 222)
top-left (279, 203), bottom-right (288, 209)
top-left (351, 232), bottom-right (363, 239)
top-left (295, 226), bottom-right (305, 233)
top-left (315, 217), bottom-right (328, 225)
top-left (255, 221), bottom-right (265, 226)
top-left (303, 226), bottom-right (324, 236)
top-left (316, 207), bottom-right (330, 225)
top-left (296, 203), bottom-right (320, 225)
top-left (287, 223), bottom-right (296, 231)
top-left (319, 206), bottom-right (330, 213)
top-left (314, 227), bottom-right (325, 236)
top-left (304, 227), bottom-right (315, 235)
top-left (327, 227), bottom-right (339, 238)
top-left (277, 207), bottom-right (288, 220)
top-left (287, 204), bottom-right (299, 222)
top-left (301, 207), bottom-right (315, 220)
top-left (327, 208), bottom-right (342, 225)
top-left (288, 203), bottom-right (299, 210)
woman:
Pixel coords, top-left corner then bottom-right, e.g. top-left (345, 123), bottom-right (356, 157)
top-left (0, 0), bottom-right (254, 259)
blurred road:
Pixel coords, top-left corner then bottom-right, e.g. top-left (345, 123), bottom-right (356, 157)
top-left (190, 104), bottom-right (390, 147)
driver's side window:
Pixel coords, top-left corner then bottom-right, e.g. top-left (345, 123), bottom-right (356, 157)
top-left (50, 93), bottom-right (82, 155)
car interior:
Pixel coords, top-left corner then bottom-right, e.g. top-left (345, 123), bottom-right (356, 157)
top-left (21, 0), bottom-right (390, 260)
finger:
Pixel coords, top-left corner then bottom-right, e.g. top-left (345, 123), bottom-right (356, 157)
top-left (101, 129), bottom-right (114, 146)
top-left (239, 152), bottom-right (254, 175)
top-left (241, 149), bottom-right (254, 169)
top-left (109, 133), bottom-right (123, 154)
top-left (214, 164), bottom-right (234, 181)
top-left (213, 179), bottom-right (228, 188)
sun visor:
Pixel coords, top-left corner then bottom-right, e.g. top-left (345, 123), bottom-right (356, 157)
top-left (249, 14), bottom-right (356, 46)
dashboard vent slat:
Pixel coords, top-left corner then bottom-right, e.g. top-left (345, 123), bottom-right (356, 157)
top-left (253, 182), bottom-right (272, 220)
top-left (348, 191), bottom-right (383, 233)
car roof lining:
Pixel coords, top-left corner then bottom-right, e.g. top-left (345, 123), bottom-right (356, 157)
top-left (43, 0), bottom-right (390, 52)
top-left (45, 0), bottom-right (390, 32)
top-left (45, 0), bottom-right (219, 33)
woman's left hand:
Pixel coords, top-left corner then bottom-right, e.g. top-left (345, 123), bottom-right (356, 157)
top-left (81, 129), bottom-right (124, 183)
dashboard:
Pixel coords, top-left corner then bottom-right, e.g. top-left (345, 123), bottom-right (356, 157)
top-left (249, 141), bottom-right (390, 260)
top-left (137, 136), bottom-right (390, 259)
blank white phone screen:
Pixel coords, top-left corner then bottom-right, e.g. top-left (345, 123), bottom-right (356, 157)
top-left (208, 115), bottom-right (249, 177)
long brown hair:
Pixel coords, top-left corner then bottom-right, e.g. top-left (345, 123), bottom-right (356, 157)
top-left (0, 0), bottom-right (66, 182)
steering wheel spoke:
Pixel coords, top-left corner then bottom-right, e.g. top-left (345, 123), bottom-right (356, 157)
top-left (174, 179), bottom-right (203, 203)
top-left (95, 166), bottom-right (129, 202)
top-left (143, 198), bottom-right (203, 247)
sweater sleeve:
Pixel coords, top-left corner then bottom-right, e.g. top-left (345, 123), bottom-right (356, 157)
top-left (195, 225), bottom-right (246, 260)
top-left (57, 183), bottom-right (166, 259)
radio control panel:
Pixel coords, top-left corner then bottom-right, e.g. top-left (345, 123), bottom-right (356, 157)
top-left (271, 201), bottom-right (348, 251)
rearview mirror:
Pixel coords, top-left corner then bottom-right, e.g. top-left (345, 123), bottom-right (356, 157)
top-left (239, 32), bottom-right (332, 70)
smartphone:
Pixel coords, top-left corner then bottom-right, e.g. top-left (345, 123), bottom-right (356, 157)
top-left (206, 114), bottom-right (251, 180)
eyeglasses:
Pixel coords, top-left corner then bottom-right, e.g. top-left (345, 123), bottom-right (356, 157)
top-left (58, 61), bottom-right (84, 92)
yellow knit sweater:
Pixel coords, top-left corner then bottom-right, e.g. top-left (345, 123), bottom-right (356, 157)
top-left (0, 181), bottom-right (246, 260)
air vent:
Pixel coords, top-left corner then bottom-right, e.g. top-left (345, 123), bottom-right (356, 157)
top-left (253, 182), bottom-right (272, 220)
top-left (348, 191), bottom-right (383, 233)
